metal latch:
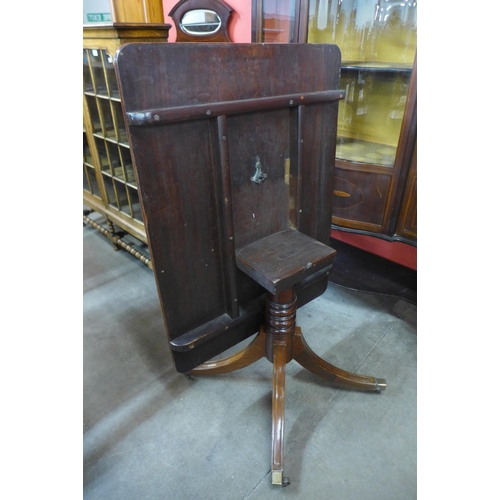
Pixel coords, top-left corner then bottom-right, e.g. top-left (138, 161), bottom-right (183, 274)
top-left (250, 156), bottom-right (267, 184)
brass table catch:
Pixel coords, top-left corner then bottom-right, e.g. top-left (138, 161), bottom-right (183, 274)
top-left (250, 156), bottom-right (267, 184)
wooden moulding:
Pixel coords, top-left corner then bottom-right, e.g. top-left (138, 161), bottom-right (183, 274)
top-left (83, 23), bottom-right (172, 41)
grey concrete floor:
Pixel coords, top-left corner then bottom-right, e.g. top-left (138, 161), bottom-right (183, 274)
top-left (83, 219), bottom-right (417, 500)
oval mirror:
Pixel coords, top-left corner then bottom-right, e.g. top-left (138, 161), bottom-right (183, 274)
top-left (180, 9), bottom-right (222, 36)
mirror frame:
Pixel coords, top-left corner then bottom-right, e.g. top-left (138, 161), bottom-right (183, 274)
top-left (169, 0), bottom-right (234, 42)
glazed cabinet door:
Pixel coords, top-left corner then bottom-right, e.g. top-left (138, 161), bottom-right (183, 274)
top-left (307, 0), bottom-right (417, 238)
top-left (83, 45), bottom-right (146, 241)
top-left (253, 0), bottom-right (417, 242)
top-left (83, 24), bottom-right (171, 244)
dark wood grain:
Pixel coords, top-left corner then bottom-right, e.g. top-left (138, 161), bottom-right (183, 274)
top-left (235, 228), bottom-right (336, 294)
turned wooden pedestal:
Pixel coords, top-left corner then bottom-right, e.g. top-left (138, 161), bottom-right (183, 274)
top-left (190, 229), bottom-right (386, 486)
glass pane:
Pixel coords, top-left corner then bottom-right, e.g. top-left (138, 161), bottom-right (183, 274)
top-left (83, 165), bottom-right (90, 192)
top-left (115, 181), bottom-right (131, 215)
top-left (103, 176), bottom-right (117, 207)
top-left (94, 137), bottom-right (109, 172)
top-left (89, 49), bottom-right (108, 95)
top-left (336, 66), bottom-right (411, 167)
top-left (83, 49), bottom-right (94, 93)
top-left (262, 0), bottom-right (297, 42)
top-left (112, 100), bottom-right (128, 144)
top-left (107, 142), bottom-right (121, 176)
top-left (181, 10), bottom-right (221, 35)
top-left (83, 132), bottom-right (93, 165)
top-left (119, 146), bottom-right (135, 186)
top-left (129, 188), bottom-right (144, 222)
top-left (98, 98), bottom-right (116, 140)
top-left (86, 166), bottom-right (101, 198)
top-left (86, 96), bottom-right (102, 134)
top-left (103, 52), bottom-right (120, 98)
top-left (307, 0), bottom-right (417, 167)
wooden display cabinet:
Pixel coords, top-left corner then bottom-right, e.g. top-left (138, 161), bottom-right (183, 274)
top-left (83, 23), bottom-right (171, 259)
top-left (252, 0), bottom-right (417, 249)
